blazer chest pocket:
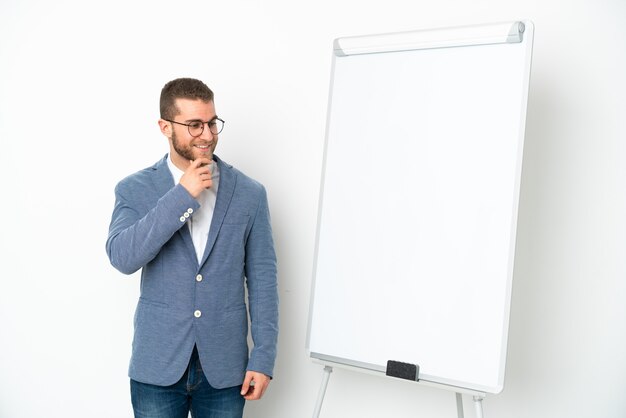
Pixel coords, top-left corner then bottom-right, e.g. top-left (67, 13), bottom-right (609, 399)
top-left (222, 213), bottom-right (250, 226)
top-left (215, 215), bottom-right (250, 259)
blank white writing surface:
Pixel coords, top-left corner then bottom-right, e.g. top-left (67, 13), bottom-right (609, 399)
top-left (307, 21), bottom-right (534, 394)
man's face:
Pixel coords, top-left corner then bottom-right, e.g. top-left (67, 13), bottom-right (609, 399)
top-left (166, 98), bottom-right (218, 168)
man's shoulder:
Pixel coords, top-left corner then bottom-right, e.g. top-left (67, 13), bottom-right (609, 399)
top-left (217, 155), bottom-right (264, 192)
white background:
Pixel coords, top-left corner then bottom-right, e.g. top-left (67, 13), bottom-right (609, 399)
top-left (0, 1), bottom-right (624, 417)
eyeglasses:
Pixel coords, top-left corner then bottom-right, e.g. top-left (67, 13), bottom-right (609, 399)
top-left (165, 117), bottom-right (225, 137)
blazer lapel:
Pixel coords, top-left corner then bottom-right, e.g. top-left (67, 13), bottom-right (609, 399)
top-left (150, 155), bottom-right (175, 197)
top-left (199, 156), bottom-right (237, 266)
top-left (150, 154), bottom-right (197, 264)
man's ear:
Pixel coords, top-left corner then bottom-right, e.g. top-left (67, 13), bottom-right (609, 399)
top-left (158, 119), bottom-right (171, 138)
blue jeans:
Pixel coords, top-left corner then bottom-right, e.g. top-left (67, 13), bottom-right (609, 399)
top-left (130, 346), bottom-right (245, 418)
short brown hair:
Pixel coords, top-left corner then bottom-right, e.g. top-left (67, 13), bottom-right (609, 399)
top-left (160, 78), bottom-right (214, 120)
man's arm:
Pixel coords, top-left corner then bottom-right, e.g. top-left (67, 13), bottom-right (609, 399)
top-left (244, 186), bottom-right (279, 385)
top-left (106, 182), bottom-right (199, 274)
top-left (106, 158), bottom-right (213, 274)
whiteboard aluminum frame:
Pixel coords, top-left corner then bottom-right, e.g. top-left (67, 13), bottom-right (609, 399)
top-left (334, 21), bottom-right (526, 56)
top-left (306, 20), bottom-right (535, 395)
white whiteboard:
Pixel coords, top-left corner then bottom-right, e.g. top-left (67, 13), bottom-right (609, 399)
top-left (307, 21), bottom-right (534, 394)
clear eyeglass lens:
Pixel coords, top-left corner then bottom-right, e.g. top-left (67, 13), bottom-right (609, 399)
top-left (209, 119), bottom-right (224, 135)
top-left (188, 121), bottom-right (204, 137)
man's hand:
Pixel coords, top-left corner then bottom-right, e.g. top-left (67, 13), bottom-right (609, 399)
top-left (179, 158), bottom-right (212, 198)
top-left (240, 371), bottom-right (270, 400)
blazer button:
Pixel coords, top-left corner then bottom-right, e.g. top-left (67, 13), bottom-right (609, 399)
top-left (194, 310), bottom-right (202, 318)
top-left (184, 212), bottom-right (190, 218)
top-left (179, 216), bottom-right (186, 222)
top-left (196, 274), bottom-right (203, 282)
top-left (187, 208), bottom-right (194, 214)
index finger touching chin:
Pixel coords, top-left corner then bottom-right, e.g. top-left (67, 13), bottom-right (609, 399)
top-left (198, 157), bottom-right (212, 167)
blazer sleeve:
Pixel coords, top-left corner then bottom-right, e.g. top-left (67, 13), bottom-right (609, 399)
top-left (106, 181), bottom-right (200, 275)
top-left (244, 186), bottom-right (279, 377)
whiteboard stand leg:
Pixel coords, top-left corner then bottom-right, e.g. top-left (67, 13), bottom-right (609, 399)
top-left (473, 396), bottom-right (485, 418)
top-left (455, 393), bottom-right (465, 418)
top-left (312, 366), bottom-right (333, 418)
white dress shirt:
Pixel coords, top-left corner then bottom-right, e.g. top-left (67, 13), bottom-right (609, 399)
top-left (167, 155), bottom-right (220, 262)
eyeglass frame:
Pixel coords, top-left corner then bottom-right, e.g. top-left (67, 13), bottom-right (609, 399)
top-left (164, 117), bottom-right (225, 137)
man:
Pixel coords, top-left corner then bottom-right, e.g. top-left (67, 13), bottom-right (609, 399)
top-left (106, 78), bottom-right (278, 418)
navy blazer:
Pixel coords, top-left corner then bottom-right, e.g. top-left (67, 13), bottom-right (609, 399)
top-left (106, 154), bottom-right (278, 388)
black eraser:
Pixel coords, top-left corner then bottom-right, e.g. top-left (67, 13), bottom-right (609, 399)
top-left (386, 360), bottom-right (419, 381)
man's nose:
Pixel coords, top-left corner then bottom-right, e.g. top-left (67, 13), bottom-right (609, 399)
top-left (200, 123), bottom-right (214, 140)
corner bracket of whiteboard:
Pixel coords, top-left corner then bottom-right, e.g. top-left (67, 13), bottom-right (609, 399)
top-left (334, 21), bottom-right (527, 56)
